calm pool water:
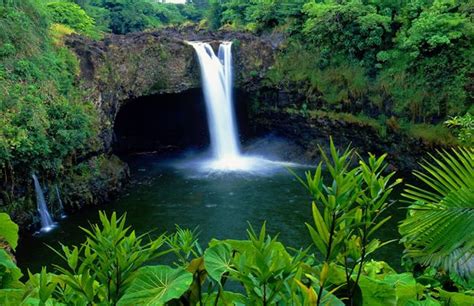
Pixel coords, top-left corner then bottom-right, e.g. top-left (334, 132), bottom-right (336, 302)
top-left (16, 152), bottom-right (407, 273)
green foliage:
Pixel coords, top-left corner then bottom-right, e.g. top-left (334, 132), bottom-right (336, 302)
top-left (210, 0), bottom-right (305, 32)
top-left (118, 265), bottom-right (193, 305)
top-left (77, 0), bottom-right (206, 34)
top-left (293, 138), bottom-right (402, 304)
top-left (46, 1), bottom-right (99, 38)
top-left (213, 224), bottom-right (308, 304)
top-left (303, 1), bottom-right (392, 68)
top-left (375, 0), bottom-right (473, 121)
top-left (2, 186), bottom-right (474, 305)
top-left (400, 147), bottom-right (474, 279)
top-left (167, 225), bottom-right (201, 266)
top-left (203, 242), bottom-right (232, 283)
top-left (0, 249), bottom-right (23, 290)
top-left (402, 122), bottom-right (458, 146)
top-left (23, 268), bottom-right (59, 305)
top-left (0, 0), bottom-right (99, 200)
top-left (257, 0), bottom-right (472, 124)
top-left (49, 211), bottom-right (169, 304)
top-left (0, 213), bottom-right (18, 250)
top-left (445, 113), bottom-right (474, 146)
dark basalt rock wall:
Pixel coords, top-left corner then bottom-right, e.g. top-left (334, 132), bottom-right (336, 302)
top-left (252, 109), bottom-right (444, 171)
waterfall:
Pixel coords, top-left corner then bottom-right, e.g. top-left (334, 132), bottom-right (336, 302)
top-left (32, 174), bottom-right (55, 232)
top-left (55, 185), bottom-right (67, 219)
top-left (186, 40), bottom-right (295, 173)
top-left (189, 41), bottom-right (243, 169)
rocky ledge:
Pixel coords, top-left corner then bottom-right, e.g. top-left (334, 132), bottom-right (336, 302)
top-left (253, 108), bottom-right (450, 172)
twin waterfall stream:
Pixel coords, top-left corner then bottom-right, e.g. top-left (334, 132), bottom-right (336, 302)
top-left (189, 41), bottom-right (247, 170)
top-left (189, 41), bottom-right (275, 171)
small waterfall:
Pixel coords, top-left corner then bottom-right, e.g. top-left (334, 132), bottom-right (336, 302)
top-left (189, 41), bottom-right (242, 168)
top-left (32, 174), bottom-right (54, 232)
top-left (55, 185), bottom-right (67, 219)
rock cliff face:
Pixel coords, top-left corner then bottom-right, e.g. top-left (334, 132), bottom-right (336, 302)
top-left (66, 27), bottom-right (279, 151)
top-left (253, 109), bottom-right (443, 172)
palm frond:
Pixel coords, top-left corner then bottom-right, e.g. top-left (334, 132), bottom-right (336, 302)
top-left (400, 147), bottom-right (474, 279)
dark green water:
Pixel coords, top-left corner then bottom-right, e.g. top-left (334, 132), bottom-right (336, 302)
top-left (16, 153), bottom-right (406, 273)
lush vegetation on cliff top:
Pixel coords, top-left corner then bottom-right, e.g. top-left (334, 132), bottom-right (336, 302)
top-left (214, 0), bottom-right (472, 127)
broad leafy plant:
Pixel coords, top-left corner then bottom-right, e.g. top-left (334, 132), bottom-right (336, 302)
top-left (400, 147), bottom-right (474, 279)
top-left (0, 213), bottom-right (23, 303)
top-left (118, 265), bottom-right (193, 305)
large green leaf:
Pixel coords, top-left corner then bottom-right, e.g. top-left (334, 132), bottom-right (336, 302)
top-left (0, 249), bottom-right (23, 289)
top-left (203, 242), bottom-right (233, 283)
top-left (400, 147), bottom-right (474, 278)
top-left (437, 288), bottom-right (474, 306)
top-left (117, 265), bottom-right (192, 305)
top-left (0, 213), bottom-right (19, 250)
top-left (202, 291), bottom-right (248, 306)
top-left (0, 289), bottom-right (24, 305)
top-left (384, 273), bottom-right (425, 306)
top-left (358, 274), bottom-right (397, 305)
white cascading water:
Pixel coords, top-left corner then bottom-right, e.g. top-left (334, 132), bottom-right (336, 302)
top-left (187, 41), bottom-right (298, 173)
top-left (32, 174), bottom-right (55, 232)
top-left (189, 41), bottom-right (242, 169)
top-left (55, 185), bottom-right (67, 219)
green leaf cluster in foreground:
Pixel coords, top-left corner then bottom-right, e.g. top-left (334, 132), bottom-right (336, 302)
top-left (0, 142), bottom-right (473, 305)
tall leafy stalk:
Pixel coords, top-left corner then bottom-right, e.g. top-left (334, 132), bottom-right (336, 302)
top-left (49, 211), bottom-right (169, 305)
top-left (292, 138), bottom-right (400, 304)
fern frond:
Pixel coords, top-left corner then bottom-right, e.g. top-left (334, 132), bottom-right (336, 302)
top-left (400, 147), bottom-right (474, 279)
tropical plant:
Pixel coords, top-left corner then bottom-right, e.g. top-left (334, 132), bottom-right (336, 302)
top-left (214, 223), bottom-right (308, 305)
top-left (117, 265), bottom-right (193, 305)
top-left (0, 213), bottom-right (19, 252)
top-left (0, 0), bottom-right (100, 218)
top-left (3, 206), bottom-right (474, 305)
top-left (292, 138), bottom-right (402, 305)
top-left (49, 211), bottom-right (170, 304)
top-left (75, 0), bottom-right (205, 34)
top-left (445, 113), bottom-right (474, 146)
top-left (167, 225), bottom-right (201, 266)
top-left (400, 147), bottom-right (474, 279)
top-left (0, 213), bottom-right (24, 303)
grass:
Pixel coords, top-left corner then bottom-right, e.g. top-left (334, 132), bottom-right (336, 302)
top-left (282, 107), bottom-right (457, 146)
top-left (402, 123), bottom-right (458, 146)
top-left (284, 107), bottom-right (386, 136)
